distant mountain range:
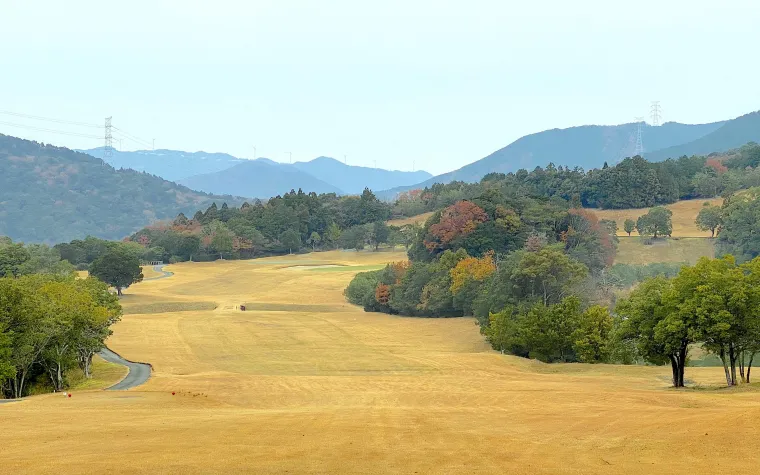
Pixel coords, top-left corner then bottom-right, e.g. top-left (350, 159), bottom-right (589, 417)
top-left (179, 159), bottom-right (344, 198)
top-left (82, 148), bottom-right (432, 197)
top-left (2, 135), bottom-right (242, 243)
top-left (377, 110), bottom-right (760, 199)
top-left (83, 148), bottom-right (245, 182)
top-left (643, 111), bottom-right (760, 162)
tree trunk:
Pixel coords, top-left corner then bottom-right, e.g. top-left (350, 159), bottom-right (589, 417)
top-left (13, 370), bottom-right (27, 399)
top-left (669, 356), bottom-right (680, 387)
top-left (748, 353), bottom-right (755, 383)
top-left (116, 286), bottom-right (123, 296)
top-left (730, 343), bottom-right (738, 386)
top-left (677, 345), bottom-right (687, 387)
top-left (739, 351), bottom-right (746, 383)
top-left (720, 346), bottom-right (733, 386)
top-left (84, 354), bottom-right (93, 379)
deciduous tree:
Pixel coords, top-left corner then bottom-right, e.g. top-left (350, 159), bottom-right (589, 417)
top-left (636, 206), bottom-right (672, 239)
top-left (695, 203), bottom-right (723, 238)
top-left (89, 246), bottom-right (144, 296)
top-left (623, 219), bottom-right (636, 236)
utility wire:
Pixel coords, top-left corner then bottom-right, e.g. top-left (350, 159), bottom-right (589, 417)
top-left (0, 120), bottom-right (103, 139)
top-left (112, 133), bottom-right (152, 149)
top-left (0, 110), bottom-right (103, 128)
top-left (0, 110), bottom-right (154, 149)
top-left (112, 127), bottom-right (152, 148)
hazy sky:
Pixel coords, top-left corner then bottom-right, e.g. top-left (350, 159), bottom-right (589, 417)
top-left (1, 1), bottom-right (758, 175)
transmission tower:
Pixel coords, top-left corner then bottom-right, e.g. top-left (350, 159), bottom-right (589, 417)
top-left (103, 116), bottom-right (113, 160)
top-left (634, 117), bottom-right (645, 156)
top-left (650, 101), bottom-right (662, 126)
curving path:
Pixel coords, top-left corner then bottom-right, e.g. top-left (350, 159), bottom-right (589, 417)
top-left (97, 264), bottom-right (169, 390)
top-left (98, 348), bottom-right (152, 390)
top-left (144, 264), bottom-right (174, 281)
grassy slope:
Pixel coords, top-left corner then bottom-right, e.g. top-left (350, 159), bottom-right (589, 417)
top-left (3, 251), bottom-right (760, 474)
top-left (593, 197), bottom-right (724, 238)
top-left (69, 355), bottom-right (129, 391)
top-left (388, 211), bottom-right (434, 227)
top-left (615, 237), bottom-right (715, 265)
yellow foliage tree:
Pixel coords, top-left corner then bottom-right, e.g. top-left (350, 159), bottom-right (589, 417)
top-left (449, 251), bottom-right (496, 295)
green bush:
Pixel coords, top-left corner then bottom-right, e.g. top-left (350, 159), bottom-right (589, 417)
top-left (344, 270), bottom-right (382, 310)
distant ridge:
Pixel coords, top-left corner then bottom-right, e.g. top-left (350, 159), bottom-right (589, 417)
top-left (292, 156), bottom-right (432, 194)
top-left (376, 114), bottom-right (759, 199)
top-left (82, 148), bottom-right (245, 182)
top-left (1, 135), bottom-right (242, 243)
top-left (644, 111), bottom-right (760, 162)
top-left (179, 159), bottom-right (343, 198)
top-left (82, 148), bottom-right (432, 195)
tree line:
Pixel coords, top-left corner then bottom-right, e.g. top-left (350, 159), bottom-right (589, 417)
top-left (393, 143), bottom-right (760, 218)
top-left (101, 188), bottom-right (413, 263)
top-left (346, 189), bottom-right (624, 364)
top-left (1, 236), bottom-right (140, 399)
top-left (0, 274), bottom-right (122, 398)
top-left (346, 182), bottom-right (760, 387)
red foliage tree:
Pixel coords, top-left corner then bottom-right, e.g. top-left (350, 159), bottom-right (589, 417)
top-left (425, 201), bottom-right (488, 251)
top-left (706, 158), bottom-right (728, 175)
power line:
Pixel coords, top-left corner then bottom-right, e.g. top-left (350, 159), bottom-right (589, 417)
top-left (0, 110), bottom-right (103, 128)
top-left (104, 117), bottom-right (113, 160)
top-left (634, 117), bottom-right (645, 156)
top-left (111, 131), bottom-right (152, 149)
top-left (650, 101), bottom-right (662, 126)
top-left (0, 120), bottom-right (102, 139)
top-left (111, 126), bottom-right (152, 148)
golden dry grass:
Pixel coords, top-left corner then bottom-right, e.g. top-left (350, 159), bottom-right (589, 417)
top-left (593, 198), bottom-right (723, 237)
top-left (69, 355), bottom-right (130, 391)
top-left (3, 250), bottom-right (760, 474)
top-left (388, 211), bottom-right (434, 227)
top-left (615, 237), bottom-right (716, 265)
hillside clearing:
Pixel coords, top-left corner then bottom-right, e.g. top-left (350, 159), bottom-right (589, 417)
top-left (593, 198), bottom-right (723, 237)
top-left (388, 211), bottom-right (434, 227)
top-left (615, 237), bottom-right (716, 265)
top-left (3, 251), bottom-right (759, 474)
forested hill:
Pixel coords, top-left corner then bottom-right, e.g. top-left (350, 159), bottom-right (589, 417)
top-left (644, 111), bottom-right (760, 162)
top-left (0, 134), bottom-right (241, 243)
top-left (377, 116), bottom-right (741, 199)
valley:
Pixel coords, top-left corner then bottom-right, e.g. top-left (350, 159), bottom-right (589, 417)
top-left (2, 251), bottom-right (758, 474)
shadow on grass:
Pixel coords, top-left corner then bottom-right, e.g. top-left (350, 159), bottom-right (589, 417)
top-left (124, 301), bottom-right (217, 315)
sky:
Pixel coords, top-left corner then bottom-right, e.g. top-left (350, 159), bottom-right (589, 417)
top-left (1, 0), bottom-right (759, 176)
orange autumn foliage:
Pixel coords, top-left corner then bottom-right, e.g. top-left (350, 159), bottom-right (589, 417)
top-left (389, 261), bottom-right (411, 284)
top-left (425, 201), bottom-right (488, 251)
top-left (449, 251), bottom-right (496, 294)
top-left (375, 283), bottom-right (391, 305)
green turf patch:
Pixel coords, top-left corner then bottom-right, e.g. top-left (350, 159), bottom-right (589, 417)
top-left (123, 301), bottom-right (217, 315)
